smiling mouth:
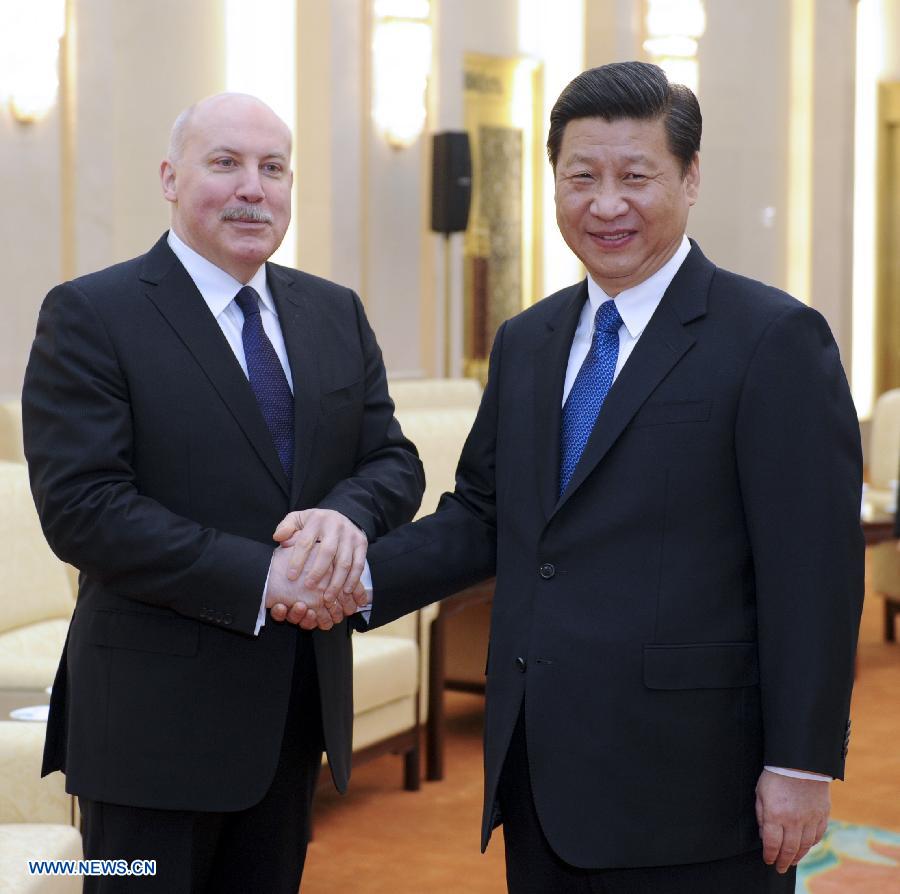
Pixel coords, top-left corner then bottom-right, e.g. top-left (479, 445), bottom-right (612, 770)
top-left (589, 230), bottom-right (636, 246)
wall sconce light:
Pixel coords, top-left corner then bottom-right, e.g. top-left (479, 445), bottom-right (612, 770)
top-left (643, 0), bottom-right (706, 94)
top-left (372, 0), bottom-right (432, 149)
top-left (0, 0), bottom-right (67, 123)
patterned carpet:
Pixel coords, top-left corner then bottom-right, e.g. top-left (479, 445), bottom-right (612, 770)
top-left (797, 821), bottom-right (900, 892)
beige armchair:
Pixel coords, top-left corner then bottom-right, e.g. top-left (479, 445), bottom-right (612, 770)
top-left (388, 379), bottom-right (491, 781)
top-left (0, 721), bottom-right (81, 894)
top-left (389, 401), bottom-right (491, 688)
top-left (867, 388), bottom-right (900, 512)
top-left (342, 381), bottom-right (482, 789)
top-left (0, 463), bottom-right (73, 691)
top-left (864, 388), bottom-right (900, 641)
top-left (347, 603), bottom-right (438, 789)
top-left (0, 401), bottom-right (25, 465)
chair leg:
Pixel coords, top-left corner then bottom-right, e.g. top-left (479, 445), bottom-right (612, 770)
top-left (426, 613), bottom-right (446, 781)
top-left (403, 733), bottom-right (421, 791)
top-left (887, 598), bottom-right (899, 643)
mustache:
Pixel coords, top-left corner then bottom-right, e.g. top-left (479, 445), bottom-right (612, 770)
top-left (220, 206), bottom-right (273, 224)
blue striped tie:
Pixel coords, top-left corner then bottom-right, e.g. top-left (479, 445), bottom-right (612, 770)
top-left (234, 286), bottom-right (294, 484)
top-left (559, 300), bottom-right (622, 496)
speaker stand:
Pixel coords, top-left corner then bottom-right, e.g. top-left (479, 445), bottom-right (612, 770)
top-left (443, 234), bottom-right (452, 377)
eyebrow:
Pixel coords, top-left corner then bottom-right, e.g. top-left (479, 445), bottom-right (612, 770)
top-left (207, 146), bottom-right (289, 160)
top-left (564, 152), bottom-right (652, 166)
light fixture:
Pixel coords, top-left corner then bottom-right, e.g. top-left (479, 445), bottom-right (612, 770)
top-left (371, 0), bottom-right (432, 148)
top-left (643, 0), bottom-right (706, 94)
top-left (0, 0), bottom-right (67, 123)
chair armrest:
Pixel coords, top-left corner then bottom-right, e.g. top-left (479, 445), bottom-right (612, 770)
top-left (0, 723), bottom-right (75, 826)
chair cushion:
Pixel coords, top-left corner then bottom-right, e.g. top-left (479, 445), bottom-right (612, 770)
top-left (352, 634), bottom-right (417, 714)
top-left (392, 408), bottom-right (477, 520)
top-left (0, 824), bottom-right (82, 894)
top-left (0, 722), bottom-right (73, 825)
top-left (869, 541), bottom-right (900, 598)
top-left (870, 388), bottom-right (900, 488)
top-left (0, 619), bottom-right (68, 690)
top-left (0, 401), bottom-right (24, 465)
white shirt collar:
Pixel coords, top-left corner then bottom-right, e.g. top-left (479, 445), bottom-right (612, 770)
top-left (166, 229), bottom-right (274, 318)
top-left (585, 235), bottom-right (691, 338)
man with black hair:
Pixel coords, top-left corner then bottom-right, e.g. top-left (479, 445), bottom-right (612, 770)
top-left (277, 61), bottom-right (863, 892)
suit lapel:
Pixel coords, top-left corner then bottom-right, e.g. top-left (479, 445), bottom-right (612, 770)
top-left (532, 281), bottom-right (587, 522)
top-left (139, 236), bottom-right (290, 497)
top-left (268, 264), bottom-right (321, 506)
top-left (550, 243), bottom-right (714, 520)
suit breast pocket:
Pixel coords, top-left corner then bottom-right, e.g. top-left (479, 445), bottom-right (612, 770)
top-left (320, 377), bottom-right (363, 415)
top-left (631, 398), bottom-right (710, 429)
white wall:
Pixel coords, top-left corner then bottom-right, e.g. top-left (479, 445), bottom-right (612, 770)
top-left (0, 0), bottom-right (226, 397)
top-left (0, 0), bottom-right (864, 391)
top-left (690, 0), bottom-right (792, 290)
top-left (0, 103), bottom-right (62, 396)
top-left (586, 0), bottom-right (856, 361)
top-left (72, 0), bottom-right (225, 273)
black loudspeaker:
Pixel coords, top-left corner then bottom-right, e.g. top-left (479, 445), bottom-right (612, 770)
top-left (431, 131), bottom-right (472, 234)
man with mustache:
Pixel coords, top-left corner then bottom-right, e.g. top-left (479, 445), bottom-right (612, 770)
top-left (22, 93), bottom-right (424, 893)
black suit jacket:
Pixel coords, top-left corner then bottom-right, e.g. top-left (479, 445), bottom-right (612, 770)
top-left (367, 242), bottom-right (864, 869)
top-left (22, 234), bottom-right (424, 812)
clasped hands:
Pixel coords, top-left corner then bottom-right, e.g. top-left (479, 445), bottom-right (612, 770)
top-left (265, 509), bottom-right (369, 630)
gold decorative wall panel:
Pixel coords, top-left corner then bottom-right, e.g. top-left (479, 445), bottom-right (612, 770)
top-left (877, 82), bottom-right (900, 395)
top-left (462, 54), bottom-right (542, 382)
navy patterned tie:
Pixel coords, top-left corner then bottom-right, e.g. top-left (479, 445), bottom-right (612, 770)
top-left (234, 286), bottom-right (294, 484)
top-left (559, 299), bottom-right (622, 496)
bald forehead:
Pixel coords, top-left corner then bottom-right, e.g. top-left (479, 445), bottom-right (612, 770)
top-left (168, 93), bottom-right (291, 161)
top-left (194, 94), bottom-right (287, 129)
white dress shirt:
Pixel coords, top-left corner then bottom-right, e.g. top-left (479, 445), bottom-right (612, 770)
top-left (167, 230), bottom-right (293, 391)
top-left (562, 236), bottom-right (690, 404)
top-left (167, 229), bottom-right (290, 634)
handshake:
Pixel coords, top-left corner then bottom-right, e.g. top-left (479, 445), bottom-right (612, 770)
top-left (265, 508), bottom-right (370, 630)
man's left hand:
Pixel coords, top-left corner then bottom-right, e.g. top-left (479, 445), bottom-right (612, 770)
top-left (272, 508), bottom-right (368, 600)
top-left (755, 768), bottom-right (830, 873)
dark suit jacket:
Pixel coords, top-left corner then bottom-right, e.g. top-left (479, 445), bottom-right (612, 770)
top-left (367, 242), bottom-right (864, 869)
top-left (22, 234), bottom-right (424, 812)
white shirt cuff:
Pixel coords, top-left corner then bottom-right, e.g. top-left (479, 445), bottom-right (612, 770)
top-left (356, 561), bottom-right (373, 623)
top-left (255, 561), bottom-right (271, 636)
top-left (764, 765), bottom-right (832, 782)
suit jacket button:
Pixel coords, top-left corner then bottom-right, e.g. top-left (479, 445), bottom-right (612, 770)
top-left (223, 612), bottom-right (233, 625)
top-left (539, 563), bottom-right (555, 579)
top-left (515, 657), bottom-right (527, 673)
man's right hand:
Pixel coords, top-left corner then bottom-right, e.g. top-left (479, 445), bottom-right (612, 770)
top-left (269, 579), bottom-right (369, 629)
top-left (266, 543), bottom-right (362, 630)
